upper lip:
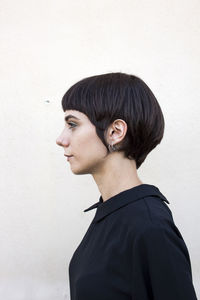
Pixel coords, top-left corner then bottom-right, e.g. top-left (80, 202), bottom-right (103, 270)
top-left (64, 154), bottom-right (73, 157)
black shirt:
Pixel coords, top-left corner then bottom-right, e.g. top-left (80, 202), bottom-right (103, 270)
top-left (68, 184), bottom-right (197, 300)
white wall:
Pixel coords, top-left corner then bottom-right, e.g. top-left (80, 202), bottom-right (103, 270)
top-left (1, 0), bottom-right (200, 299)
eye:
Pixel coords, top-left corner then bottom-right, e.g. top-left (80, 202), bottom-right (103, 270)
top-left (67, 122), bottom-right (77, 129)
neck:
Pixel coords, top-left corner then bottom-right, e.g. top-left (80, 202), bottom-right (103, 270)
top-left (92, 152), bottom-right (143, 202)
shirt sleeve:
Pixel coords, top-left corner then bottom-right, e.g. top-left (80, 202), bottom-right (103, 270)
top-left (131, 224), bottom-right (198, 300)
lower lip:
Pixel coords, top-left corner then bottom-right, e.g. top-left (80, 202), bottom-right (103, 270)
top-left (67, 156), bottom-right (73, 161)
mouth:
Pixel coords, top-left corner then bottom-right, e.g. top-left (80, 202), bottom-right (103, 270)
top-left (64, 154), bottom-right (74, 161)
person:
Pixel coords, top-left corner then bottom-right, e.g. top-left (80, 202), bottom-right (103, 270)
top-left (56, 72), bottom-right (198, 300)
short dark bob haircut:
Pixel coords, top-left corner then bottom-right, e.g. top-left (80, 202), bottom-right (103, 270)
top-left (61, 72), bottom-right (165, 169)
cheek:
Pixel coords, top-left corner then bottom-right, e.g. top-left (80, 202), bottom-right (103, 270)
top-left (77, 130), bottom-right (107, 159)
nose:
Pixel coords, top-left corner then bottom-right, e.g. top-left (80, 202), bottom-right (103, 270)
top-left (56, 135), bottom-right (63, 146)
top-left (56, 129), bottom-right (70, 147)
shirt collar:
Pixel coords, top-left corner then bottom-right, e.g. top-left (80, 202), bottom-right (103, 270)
top-left (83, 184), bottom-right (170, 223)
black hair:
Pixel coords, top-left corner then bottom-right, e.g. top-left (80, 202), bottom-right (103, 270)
top-left (61, 72), bottom-right (165, 169)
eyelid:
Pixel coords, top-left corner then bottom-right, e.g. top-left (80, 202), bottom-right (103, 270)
top-left (66, 121), bottom-right (77, 128)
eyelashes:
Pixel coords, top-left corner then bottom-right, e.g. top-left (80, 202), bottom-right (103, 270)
top-left (67, 122), bottom-right (77, 129)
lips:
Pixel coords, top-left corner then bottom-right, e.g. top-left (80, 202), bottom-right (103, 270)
top-left (64, 154), bottom-right (73, 157)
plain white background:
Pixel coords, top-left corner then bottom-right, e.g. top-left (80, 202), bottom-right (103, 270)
top-left (0, 0), bottom-right (199, 299)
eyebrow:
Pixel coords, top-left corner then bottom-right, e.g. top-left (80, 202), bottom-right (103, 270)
top-left (64, 115), bottom-right (80, 122)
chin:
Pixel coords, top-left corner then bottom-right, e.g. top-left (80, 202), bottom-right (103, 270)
top-left (71, 164), bottom-right (98, 175)
top-left (70, 165), bottom-right (91, 175)
top-left (71, 169), bottom-right (88, 175)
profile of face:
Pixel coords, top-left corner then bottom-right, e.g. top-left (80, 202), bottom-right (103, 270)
top-left (56, 110), bottom-right (111, 175)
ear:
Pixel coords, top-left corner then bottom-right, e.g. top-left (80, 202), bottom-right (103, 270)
top-left (105, 119), bottom-right (128, 146)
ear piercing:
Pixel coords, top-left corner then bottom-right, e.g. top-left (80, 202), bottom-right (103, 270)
top-left (108, 143), bottom-right (117, 152)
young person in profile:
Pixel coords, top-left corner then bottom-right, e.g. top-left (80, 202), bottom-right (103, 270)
top-left (56, 72), bottom-right (198, 300)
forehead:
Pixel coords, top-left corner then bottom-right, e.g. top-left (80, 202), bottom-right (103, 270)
top-left (64, 110), bottom-right (88, 121)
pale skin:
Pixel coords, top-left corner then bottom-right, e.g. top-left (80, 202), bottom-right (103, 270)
top-left (56, 110), bottom-right (143, 202)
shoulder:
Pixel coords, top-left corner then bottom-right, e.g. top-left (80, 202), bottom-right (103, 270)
top-left (117, 195), bottom-right (181, 240)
